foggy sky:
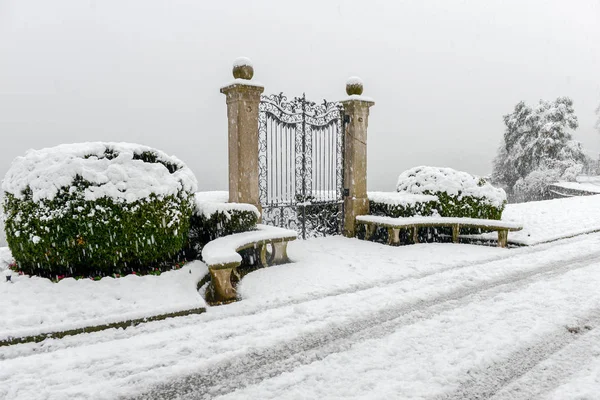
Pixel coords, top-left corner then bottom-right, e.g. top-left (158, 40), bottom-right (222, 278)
top-left (0, 0), bottom-right (599, 194)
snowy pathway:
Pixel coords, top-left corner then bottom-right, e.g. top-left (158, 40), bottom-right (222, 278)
top-left (474, 194), bottom-right (600, 245)
top-left (3, 234), bottom-right (600, 399)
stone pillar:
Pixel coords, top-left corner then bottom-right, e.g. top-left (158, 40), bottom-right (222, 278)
top-left (220, 57), bottom-right (264, 213)
top-left (341, 77), bottom-right (374, 237)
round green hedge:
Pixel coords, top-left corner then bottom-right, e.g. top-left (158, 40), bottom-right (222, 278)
top-left (2, 142), bottom-right (197, 277)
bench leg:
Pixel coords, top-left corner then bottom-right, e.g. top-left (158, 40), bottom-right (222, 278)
top-left (364, 224), bottom-right (376, 241)
top-left (452, 224), bottom-right (460, 243)
top-left (272, 242), bottom-right (290, 264)
top-left (413, 226), bottom-right (419, 244)
top-left (387, 228), bottom-right (400, 246)
top-left (498, 230), bottom-right (508, 248)
top-left (259, 242), bottom-right (291, 267)
top-left (259, 244), bottom-right (269, 267)
top-left (209, 267), bottom-right (236, 301)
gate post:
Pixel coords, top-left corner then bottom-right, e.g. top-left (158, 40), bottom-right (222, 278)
top-left (341, 77), bottom-right (375, 237)
top-left (220, 57), bottom-right (264, 213)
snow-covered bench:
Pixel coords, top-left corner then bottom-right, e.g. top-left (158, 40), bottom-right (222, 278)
top-left (356, 215), bottom-right (522, 248)
top-left (202, 224), bottom-right (297, 301)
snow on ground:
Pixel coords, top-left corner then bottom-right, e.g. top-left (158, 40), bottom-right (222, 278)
top-left (5, 195), bottom-right (600, 398)
top-left (552, 181), bottom-right (600, 194)
top-left (0, 251), bottom-right (207, 341)
top-left (552, 175), bottom-right (600, 194)
top-left (222, 238), bottom-right (600, 400)
top-left (486, 323), bottom-right (600, 399)
top-left (547, 347), bottom-right (600, 400)
top-left (473, 194), bottom-right (600, 245)
top-left (4, 233), bottom-right (600, 399)
top-left (238, 236), bottom-right (506, 307)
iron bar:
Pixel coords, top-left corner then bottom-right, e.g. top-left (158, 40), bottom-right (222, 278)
top-left (258, 92), bottom-right (344, 238)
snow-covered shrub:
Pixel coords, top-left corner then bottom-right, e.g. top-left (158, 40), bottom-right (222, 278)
top-left (513, 168), bottom-right (560, 203)
top-left (396, 166), bottom-right (507, 219)
top-left (186, 192), bottom-right (259, 259)
top-left (512, 159), bottom-right (583, 203)
top-left (365, 191), bottom-right (440, 243)
top-left (2, 142), bottom-right (197, 277)
top-left (561, 163), bottom-right (583, 182)
top-left (368, 191), bottom-right (439, 218)
top-left (510, 155), bottom-right (584, 203)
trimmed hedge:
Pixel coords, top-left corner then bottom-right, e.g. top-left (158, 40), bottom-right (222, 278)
top-left (187, 210), bottom-right (259, 259)
top-left (185, 192), bottom-right (259, 260)
top-left (365, 192), bottom-right (438, 243)
top-left (370, 193), bottom-right (505, 220)
top-left (2, 143), bottom-right (197, 278)
top-left (368, 192), bottom-right (439, 218)
top-left (395, 166), bottom-right (507, 220)
top-left (363, 168), bottom-right (507, 243)
top-left (432, 191), bottom-right (503, 220)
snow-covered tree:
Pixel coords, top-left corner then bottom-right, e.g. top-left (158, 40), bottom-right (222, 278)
top-left (512, 167), bottom-right (560, 203)
top-left (491, 143), bottom-right (511, 188)
top-left (492, 97), bottom-right (585, 201)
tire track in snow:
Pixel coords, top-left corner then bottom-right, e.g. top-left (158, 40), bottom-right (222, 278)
top-left (438, 315), bottom-right (600, 400)
top-left (3, 233), bottom-right (594, 362)
top-left (230, 234), bottom-right (597, 321)
top-left (133, 247), bottom-right (600, 399)
top-left (462, 320), bottom-right (600, 400)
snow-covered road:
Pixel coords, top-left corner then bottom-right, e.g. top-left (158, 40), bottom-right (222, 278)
top-left (3, 234), bottom-right (600, 399)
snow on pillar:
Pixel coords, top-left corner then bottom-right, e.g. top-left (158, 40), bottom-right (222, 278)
top-left (341, 77), bottom-right (375, 237)
top-left (220, 57), bottom-right (264, 215)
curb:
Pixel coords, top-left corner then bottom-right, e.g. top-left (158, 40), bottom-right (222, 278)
top-left (0, 307), bottom-right (206, 347)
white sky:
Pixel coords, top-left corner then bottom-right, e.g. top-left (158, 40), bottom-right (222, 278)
top-left (0, 0), bottom-right (599, 192)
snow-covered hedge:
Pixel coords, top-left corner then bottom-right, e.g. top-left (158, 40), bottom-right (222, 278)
top-left (368, 191), bottom-right (439, 218)
top-left (395, 166), bottom-right (507, 220)
top-left (185, 191), bottom-right (259, 259)
top-left (2, 142), bottom-right (197, 277)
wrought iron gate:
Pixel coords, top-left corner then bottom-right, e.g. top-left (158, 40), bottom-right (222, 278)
top-left (258, 93), bottom-right (344, 239)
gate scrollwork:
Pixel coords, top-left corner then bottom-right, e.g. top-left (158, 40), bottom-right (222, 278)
top-left (259, 93), bottom-right (344, 239)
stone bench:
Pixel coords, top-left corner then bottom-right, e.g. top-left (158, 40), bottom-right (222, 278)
top-left (201, 224), bottom-right (297, 302)
top-left (356, 215), bottom-right (523, 248)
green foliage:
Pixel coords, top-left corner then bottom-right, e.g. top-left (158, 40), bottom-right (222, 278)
top-left (433, 192), bottom-right (504, 220)
top-left (368, 188), bottom-right (505, 243)
top-left (369, 197), bottom-right (438, 218)
top-left (3, 186), bottom-right (194, 277)
top-left (185, 209), bottom-right (258, 260)
top-left (370, 194), bottom-right (503, 221)
top-left (2, 143), bottom-right (196, 278)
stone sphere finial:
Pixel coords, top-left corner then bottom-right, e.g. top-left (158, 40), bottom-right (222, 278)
top-left (346, 76), bottom-right (364, 96)
top-left (232, 57), bottom-right (254, 80)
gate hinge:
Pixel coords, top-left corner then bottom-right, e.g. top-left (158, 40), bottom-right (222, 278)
top-left (343, 188), bottom-right (350, 197)
top-left (343, 114), bottom-right (350, 124)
